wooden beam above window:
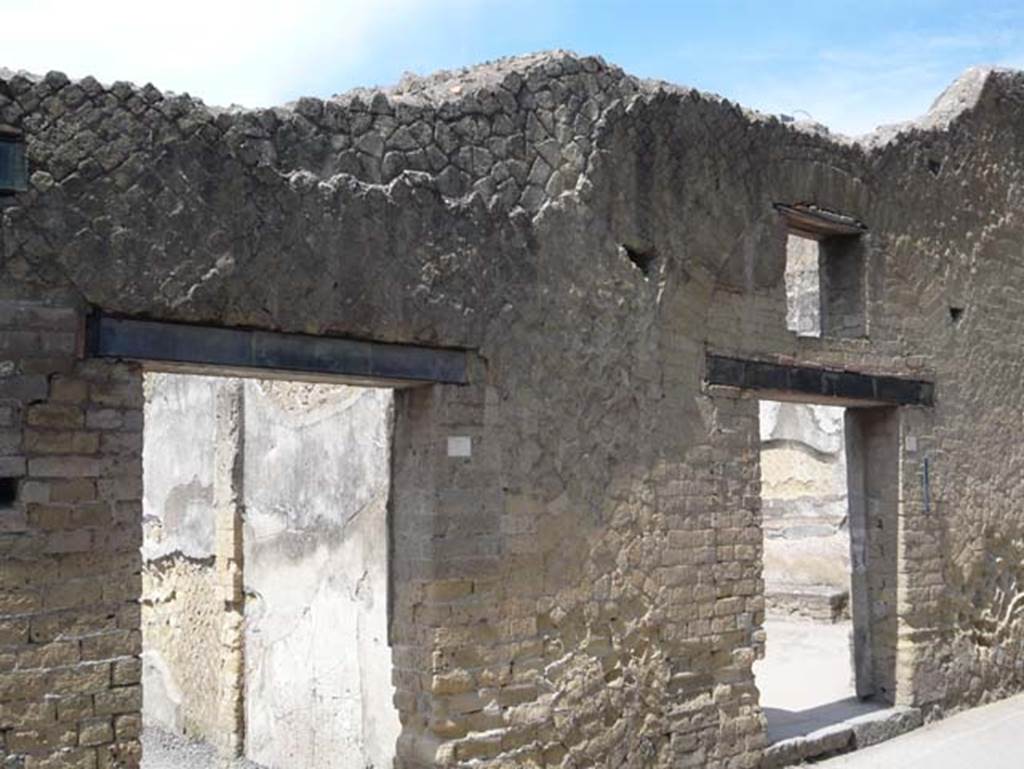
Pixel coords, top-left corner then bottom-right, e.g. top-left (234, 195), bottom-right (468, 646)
top-left (86, 313), bottom-right (470, 387)
top-left (774, 202), bottom-right (867, 239)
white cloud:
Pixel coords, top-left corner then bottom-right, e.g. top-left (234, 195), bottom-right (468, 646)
top-left (0, 0), bottom-right (443, 106)
top-left (706, 30), bottom-right (1024, 136)
top-left (4, 1), bottom-right (1023, 135)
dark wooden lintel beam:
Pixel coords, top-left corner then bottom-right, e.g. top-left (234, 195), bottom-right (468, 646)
top-left (86, 313), bottom-right (469, 386)
top-left (774, 202), bottom-right (867, 239)
top-left (706, 354), bottom-right (933, 406)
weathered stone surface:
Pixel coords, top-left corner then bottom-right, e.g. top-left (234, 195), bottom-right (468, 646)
top-left (848, 705), bottom-right (923, 748)
top-left (2, 51), bottom-right (1024, 769)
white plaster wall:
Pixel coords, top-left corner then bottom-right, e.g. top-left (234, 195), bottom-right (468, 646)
top-left (141, 373), bottom-right (222, 736)
top-left (142, 374), bottom-right (221, 561)
top-left (242, 382), bottom-right (399, 769)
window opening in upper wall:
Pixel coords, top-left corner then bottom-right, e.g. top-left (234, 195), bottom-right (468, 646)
top-left (776, 203), bottom-right (869, 340)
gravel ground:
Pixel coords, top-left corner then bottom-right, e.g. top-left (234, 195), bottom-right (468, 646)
top-left (142, 727), bottom-right (266, 769)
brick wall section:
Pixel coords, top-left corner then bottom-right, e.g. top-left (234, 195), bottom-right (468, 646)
top-left (390, 381), bottom-right (504, 768)
top-left (858, 409), bottom-right (901, 702)
top-left (0, 301), bottom-right (143, 769)
top-left (893, 405), bottom-right (945, 709)
top-left (390, 375), bottom-right (771, 768)
top-left (692, 392), bottom-right (767, 769)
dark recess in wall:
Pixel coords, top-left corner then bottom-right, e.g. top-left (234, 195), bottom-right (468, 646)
top-left (621, 244), bottom-right (657, 278)
top-left (0, 477), bottom-right (17, 507)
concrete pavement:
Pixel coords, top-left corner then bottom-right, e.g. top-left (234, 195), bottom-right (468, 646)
top-left (816, 693), bottom-right (1024, 768)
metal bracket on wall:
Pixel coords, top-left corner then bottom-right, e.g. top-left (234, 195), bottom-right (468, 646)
top-left (923, 456), bottom-right (931, 513)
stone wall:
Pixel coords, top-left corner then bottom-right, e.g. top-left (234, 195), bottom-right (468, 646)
top-left (759, 401), bottom-right (850, 621)
top-left (0, 302), bottom-right (144, 769)
top-left (140, 374), bottom-right (246, 756)
top-left (4, 53), bottom-right (1024, 769)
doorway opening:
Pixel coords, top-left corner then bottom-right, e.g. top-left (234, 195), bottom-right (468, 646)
top-left (139, 372), bottom-right (400, 769)
top-left (753, 399), bottom-right (898, 745)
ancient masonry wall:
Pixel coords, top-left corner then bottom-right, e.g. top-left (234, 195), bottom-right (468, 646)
top-left (783, 236), bottom-right (822, 337)
top-left (3, 53), bottom-right (1024, 769)
top-left (0, 303), bottom-right (143, 769)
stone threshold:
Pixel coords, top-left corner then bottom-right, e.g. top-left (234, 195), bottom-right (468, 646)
top-left (762, 705), bottom-right (923, 767)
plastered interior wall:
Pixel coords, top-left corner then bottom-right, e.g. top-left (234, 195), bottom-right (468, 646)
top-left (6, 53), bottom-right (1024, 769)
top-left (141, 374), bottom-right (222, 737)
top-left (242, 380), bottom-right (399, 769)
top-left (139, 374), bottom-right (398, 768)
top-left (759, 401), bottom-right (850, 618)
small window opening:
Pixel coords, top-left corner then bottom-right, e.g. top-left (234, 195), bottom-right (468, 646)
top-left (0, 125), bottom-right (28, 196)
top-left (0, 477), bottom-right (18, 507)
top-left (949, 306), bottom-right (964, 324)
top-left (927, 158), bottom-right (942, 176)
top-left (784, 233), bottom-right (821, 337)
top-left (776, 203), bottom-right (868, 339)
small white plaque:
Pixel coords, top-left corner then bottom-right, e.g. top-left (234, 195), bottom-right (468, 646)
top-left (447, 436), bottom-right (472, 458)
top-left (906, 436), bottom-right (917, 452)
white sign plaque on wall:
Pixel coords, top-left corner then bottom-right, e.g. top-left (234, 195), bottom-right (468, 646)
top-left (447, 436), bottom-right (472, 458)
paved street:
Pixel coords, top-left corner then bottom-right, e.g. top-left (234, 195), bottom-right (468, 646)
top-left (817, 693), bottom-right (1024, 768)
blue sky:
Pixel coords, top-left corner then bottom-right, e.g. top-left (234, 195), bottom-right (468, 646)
top-left (4, 1), bottom-right (1024, 135)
